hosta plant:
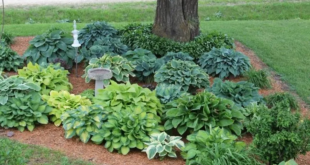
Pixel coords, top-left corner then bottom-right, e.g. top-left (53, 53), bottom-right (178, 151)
top-left (83, 54), bottom-right (135, 86)
top-left (79, 89), bottom-right (95, 100)
top-left (0, 76), bottom-right (40, 105)
top-left (93, 81), bottom-right (162, 118)
top-left (181, 127), bottom-right (252, 165)
top-left (42, 91), bottom-right (92, 126)
top-left (207, 78), bottom-right (263, 107)
top-left (18, 62), bottom-right (72, 95)
top-left (160, 52), bottom-right (194, 64)
top-left (164, 91), bottom-right (245, 136)
top-left (278, 159), bottom-right (298, 165)
top-left (79, 21), bottom-right (118, 49)
top-left (198, 47), bottom-right (251, 79)
top-left (247, 102), bottom-right (310, 164)
top-left (123, 48), bottom-right (159, 82)
top-left (0, 92), bottom-right (52, 132)
top-left (243, 69), bottom-right (271, 89)
top-left (23, 29), bottom-right (76, 69)
top-left (91, 106), bottom-right (163, 155)
top-left (155, 83), bottom-right (185, 104)
top-left (1, 31), bottom-right (14, 45)
top-left (240, 102), bottom-right (265, 128)
top-left (264, 92), bottom-right (299, 110)
top-left (0, 46), bottom-right (24, 71)
top-left (142, 132), bottom-right (184, 160)
top-left (154, 59), bottom-right (210, 92)
top-left (61, 105), bottom-right (108, 143)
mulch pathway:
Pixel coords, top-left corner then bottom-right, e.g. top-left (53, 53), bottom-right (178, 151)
top-left (0, 37), bottom-right (308, 165)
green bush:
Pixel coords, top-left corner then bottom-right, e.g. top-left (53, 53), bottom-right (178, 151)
top-left (154, 59), bottom-right (210, 92)
top-left (120, 24), bottom-right (234, 59)
top-left (18, 62), bottom-right (72, 95)
top-left (164, 91), bottom-right (245, 136)
top-left (207, 78), bottom-right (263, 107)
top-left (247, 102), bottom-right (310, 164)
top-left (181, 127), bottom-right (260, 165)
top-left (160, 52), bottom-right (194, 64)
top-left (83, 54), bottom-right (135, 86)
top-left (61, 105), bottom-right (108, 143)
top-left (240, 103), bottom-right (264, 128)
top-left (0, 46), bottom-right (24, 71)
top-left (23, 29), bottom-right (76, 69)
top-left (123, 48), bottom-right (159, 82)
top-left (1, 32), bottom-right (14, 45)
top-left (198, 47), bottom-right (251, 79)
top-left (244, 69), bottom-right (271, 89)
top-left (79, 21), bottom-right (118, 49)
top-left (142, 132), bottom-right (184, 160)
top-left (264, 92), bottom-right (299, 110)
top-left (42, 91), bottom-right (92, 126)
top-left (155, 83), bottom-right (186, 104)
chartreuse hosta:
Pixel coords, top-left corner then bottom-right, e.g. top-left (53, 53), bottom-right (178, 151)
top-left (42, 91), bottom-right (92, 126)
top-left (143, 132), bottom-right (184, 160)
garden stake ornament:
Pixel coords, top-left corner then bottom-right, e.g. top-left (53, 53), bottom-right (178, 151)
top-left (71, 20), bottom-right (81, 77)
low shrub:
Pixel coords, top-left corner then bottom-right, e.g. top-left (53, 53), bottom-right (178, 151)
top-left (240, 103), bottom-right (264, 128)
top-left (247, 102), bottom-right (310, 164)
top-left (23, 29), bottom-right (76, 69)
top-left (120, 24), bottom-right (234, 59)
top-left (155, 83), bottom-right (185, 104)
top-left (142, 132), bottom-right (184, 160)
top-left (154, 59), bottom-right (210, 92)
top-left (198, 47), bottom-right (251, 79)
top-left (42, 91), bottom-right (92, 126)
top-left (264, 92), bottom-right (299, 110)
top-left (83, 54), bottom-right (135, 86)
top-left (61, 105), bottom-right (107, 143)
top-left (164, 91), bottom-right (245, 135)
top-left (207, 78), bottom-right (263, 107)
top-left (79, 21), bottom-right (118, 49)
top-left (0, 46), bottom-right (24, 71)
top-left (18, 62), bottom-right (72, 95)
top-left (244, 69), bottom-right (271, 89)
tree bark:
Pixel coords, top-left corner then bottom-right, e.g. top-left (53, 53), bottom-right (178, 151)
top-left (152, 0), bottom-right (199, 42)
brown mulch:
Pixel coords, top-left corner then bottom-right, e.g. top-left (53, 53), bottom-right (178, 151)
top-left (1, 37), bottom-right (308, 165)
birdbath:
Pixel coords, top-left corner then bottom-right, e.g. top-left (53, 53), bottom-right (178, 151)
top-left (88, 68), bottom-right (113, 96)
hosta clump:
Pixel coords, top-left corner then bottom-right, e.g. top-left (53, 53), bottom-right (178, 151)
top-left (42, 91), bottom-right (92, 126)
top-left (0, 46), bottom-right (24, 71)
top-left (91, 106), bottom-right (163, 155)
top-left (18, 62), bottom-right (72, 95)
top-left (0, 87), bottom-right (52, 132)
top-left (181, 127), bottom-right (261, 165)
top-left (61, 105), bottom-right (108, 143)
top-left (83, 54), bottom-right (135, 86)
top-left (198, 47), bottom-right (251, 79)
top-left (247, 102), bottom-right (310, 164)
top-left (79, 89), bottom-right (95, 100)
top-left (164, 91), bottom-right (245, 135)
top-left (207, 78), bottom-right (263, 107)
top-left (244, 69), bottom-right (271, 89)
top-left (142, 132), bottom-right (184, 160)
top-left (79, 21), bottom-right (118, 49)
top-left (264, 92), bottom-right (299, 110)
top-left (123, 48), bottom-right (159, 82)
top-left (23, 29), bottom-right (76, 69)
top-left (93, 81), bottom-right (162, 117)
top-left (154, 59), bottom-right (210, 92)
top-left (241, 103), bottom-right (265, 127)
top-left (160, 52), bottom-right (194, 64)
top-left (1, 31), bottom-right (14, 45)
top-left (155, 83), bottom-right (185, 104)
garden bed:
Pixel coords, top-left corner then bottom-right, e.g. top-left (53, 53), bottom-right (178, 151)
top-left (0, 36), bottom-right (309, 165)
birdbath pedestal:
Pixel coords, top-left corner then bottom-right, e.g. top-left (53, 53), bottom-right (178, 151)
top-left (87, 68), bottom-right (113, 96)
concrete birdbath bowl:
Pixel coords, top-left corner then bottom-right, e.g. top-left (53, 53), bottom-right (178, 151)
top-left (87, 68), bottom-right (113, 96)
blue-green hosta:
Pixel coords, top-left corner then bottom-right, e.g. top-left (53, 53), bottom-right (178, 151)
top-left (83, 54), bottom-right (135, 86)
top-left (164, 91), bottom-right (245, 136)
top-left (198, 47), bottom-right (251, 79)
top-left (0, 46), bottom-right (24, 72)
top-left (42, 91), bottom-right (92, 126)
top-left (61, 105), bottom-right (108, 143)
top-left (154, 59), bottom-right (210, 92)
top-left (18, 62), bottom-right (72, 95)
top-left (155, 83), bottom-right (186, 104)
top-left (143, 132), bottom-right (184, 160)
top-left (160, 52), bottom-right (194, 64)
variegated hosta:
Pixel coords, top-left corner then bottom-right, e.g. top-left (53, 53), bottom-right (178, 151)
top-left (42, 91), bottom-right (92, 126)
top-left (142, 132), bottom-right (184, 160)
top-left (60, 105), bottom-right (107, 143)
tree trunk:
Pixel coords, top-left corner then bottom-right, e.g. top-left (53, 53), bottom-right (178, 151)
top-left (152, 0), bottom-right (199, 42)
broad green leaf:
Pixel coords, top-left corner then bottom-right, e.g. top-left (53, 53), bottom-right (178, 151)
top-left (121, 146), bottom-right (130, 155)
top-left (37, 115), bottom-right (49, 124)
